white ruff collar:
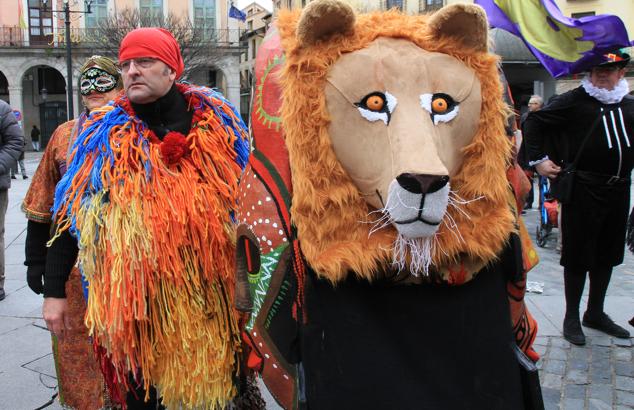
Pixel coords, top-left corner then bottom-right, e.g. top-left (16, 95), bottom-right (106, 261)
top-left (581, 76), bottom-right (629, 104)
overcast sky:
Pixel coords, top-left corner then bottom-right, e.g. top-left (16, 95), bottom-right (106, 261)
top-left (236, 0), bottom-right (273, 12)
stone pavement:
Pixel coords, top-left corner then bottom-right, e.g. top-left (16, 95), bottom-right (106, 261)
top-left (0, 156), bottom-right (632, 409)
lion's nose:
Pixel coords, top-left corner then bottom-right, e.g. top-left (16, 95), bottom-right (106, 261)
top-left (396, 173), bottom-right (449, 194)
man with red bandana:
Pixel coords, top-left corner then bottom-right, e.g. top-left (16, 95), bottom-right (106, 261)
top-left (42, 28), bottom-right (252, 409)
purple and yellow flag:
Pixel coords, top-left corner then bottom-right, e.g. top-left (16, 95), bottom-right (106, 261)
top-left (474, 0), bottom-right (633, 77)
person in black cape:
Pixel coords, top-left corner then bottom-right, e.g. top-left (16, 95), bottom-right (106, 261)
top-left (524, 51), bottom-right (633, 345)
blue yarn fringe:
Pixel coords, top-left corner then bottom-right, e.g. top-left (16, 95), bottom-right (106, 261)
top-left (52, 86), bottom-right (250, 243)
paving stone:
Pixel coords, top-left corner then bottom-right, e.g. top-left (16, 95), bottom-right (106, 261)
top-left (568, 358), bottom-right (589, 371)
top-left (541, 372), bottom-right (563, 389)
top-left (541, 387), bottom-right (561, 410)
top-left (590, 363), bottom-right (612, 383)
top-left (616, 376), bottom-right (634, 392)
top-left (562, 398), bottom-right (584, 410)
top-left (616, 390), bottom-right (634, 407)
top-left (544, 359), bottom-right (566, 376)
top-left (592, 345), bottom-right (611, 359)
top-left (549, 346), bottom-right (568, 361)
top-left (551, 338), bottom-right (571, 348)
top-left (570, 346), bottom-right (590, 360)
top-left (564, 384), bottom-right (586, 399)
top-left (588, 398), bottom-right (612, 410)
top-left (590, 336), bottom-right (612, 346)
top-left (615, 362), bottom-right (634, 378)
top-left (613, 338), bottom-right (632, 347)
top-left (534, 336), bottom-right (549, 346)
top-left (614, 347), bottom-right (633, 362)
top-left (589, 384), bottom-right (613, 405)
top-left (566, 369), bottom-right (589, 384)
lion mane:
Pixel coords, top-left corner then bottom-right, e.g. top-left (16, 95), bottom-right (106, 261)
top-left (278, 2), bottom-right (515, 283)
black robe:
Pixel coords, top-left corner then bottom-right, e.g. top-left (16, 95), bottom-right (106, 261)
top-left (299, 246), bottom-right (524, 410)
top-left (524, 86), bottom-right (634, 270)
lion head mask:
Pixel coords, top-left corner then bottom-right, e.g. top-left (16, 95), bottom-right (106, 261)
top-left (242, 1), bottom-right (515, 285)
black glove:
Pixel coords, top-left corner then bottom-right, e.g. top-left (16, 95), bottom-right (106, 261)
top-left (25, 220), bottom-right (51, 295)
top-left (27, 264), bottom-right (45, 295)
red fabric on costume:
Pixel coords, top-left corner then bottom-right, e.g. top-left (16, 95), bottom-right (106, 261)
top-left (119, 28), bottom-right (184, 78)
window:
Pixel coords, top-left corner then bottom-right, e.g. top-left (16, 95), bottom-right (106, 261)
top-left (425, 0), bottom-right (443, 11)
top-left (140, 0), bottom-right (163, 17)
top-left (85, 0), bottom-right (108, 28)
top-left (571, 11), bottom-right (595, 19)
top-left (28, 0), bottom-right (53, 45)
top-left (251, 38), bottom-right (257, 60)
top-left (386, 0), bottom-right (403, 10)
top-left (194, 0), bottom-right (216, 33)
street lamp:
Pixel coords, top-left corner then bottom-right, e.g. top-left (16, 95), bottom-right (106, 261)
top-left (41, 0), bottom-right (93, 120)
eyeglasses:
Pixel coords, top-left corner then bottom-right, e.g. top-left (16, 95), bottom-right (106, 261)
top-left (120, 58), bottom-right (159, 72)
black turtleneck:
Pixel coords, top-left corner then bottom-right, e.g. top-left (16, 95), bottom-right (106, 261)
top-left (131, 83), bottom-right (194, 139)
top-left (43, 83), bottom-right (195, 298)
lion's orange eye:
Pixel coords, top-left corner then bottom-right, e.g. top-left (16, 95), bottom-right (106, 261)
top-left (432, 97), bottom-right (449, 113)
top-left (366, 95), bottom-right (385, 111)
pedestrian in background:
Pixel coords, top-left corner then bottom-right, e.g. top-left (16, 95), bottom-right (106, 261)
top-left (0, 99), bottom-right (26, 301)
top-left (519, 95), bottom-right (543, 210)
top-left (10, 140), bottom-right (28, 180)
top-left (31, 125), bottom-right (40, 152)
top-left (524, 51), bottom-right (633, 345)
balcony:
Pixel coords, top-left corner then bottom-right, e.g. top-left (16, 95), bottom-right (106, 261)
top-left (0, 26), bottom-right (245, 49)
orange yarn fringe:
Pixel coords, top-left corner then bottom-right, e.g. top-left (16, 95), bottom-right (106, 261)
top-left (53, 100), bottom-right (247, 408)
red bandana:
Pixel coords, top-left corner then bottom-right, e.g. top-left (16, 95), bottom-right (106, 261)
top-left (119, 28), bottom-right (184, 78)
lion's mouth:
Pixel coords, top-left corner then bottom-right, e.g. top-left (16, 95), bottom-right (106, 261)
top-left (385, 177), bottom-right (450, 239)
top-left (393, 216), bottom-right (442, 226)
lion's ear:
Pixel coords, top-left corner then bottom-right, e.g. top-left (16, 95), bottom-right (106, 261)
top-left (296, 0), bottom-right (355, 47)
top-left (428, 4), bottom-right (489, 53)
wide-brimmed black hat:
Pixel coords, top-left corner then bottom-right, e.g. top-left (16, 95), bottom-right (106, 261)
top-left (595, 50), bottom-right (630, 69)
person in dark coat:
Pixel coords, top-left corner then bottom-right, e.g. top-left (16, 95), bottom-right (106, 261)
top-left (31, 125), bottom-right (41, 151)
top-left (10, 140), bottom-right (28, 179)
top-left (0, 100), bottom-right (26, 300)
top-left (519, 95), bottom-right (544, 209)
top-left (524, 51), bottom-right (633, 345)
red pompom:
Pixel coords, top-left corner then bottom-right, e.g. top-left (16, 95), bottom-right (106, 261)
top-left (160, 131), bottom-right (190, 165)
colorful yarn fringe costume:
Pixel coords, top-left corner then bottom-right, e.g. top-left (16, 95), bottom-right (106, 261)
top-left (51, 83), bottom-right (249, 409)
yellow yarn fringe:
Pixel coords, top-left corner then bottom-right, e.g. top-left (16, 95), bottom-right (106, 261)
top-left (54, 101), bottom-right (246, 408)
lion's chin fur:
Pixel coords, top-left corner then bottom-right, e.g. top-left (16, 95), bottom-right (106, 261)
top-left (278, 10), bottom-right (515, 284)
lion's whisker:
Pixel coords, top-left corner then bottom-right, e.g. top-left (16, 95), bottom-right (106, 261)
top-left (442, 212), bottom-right (465, 244)
top-left (448, 198), bottom-right (473, 220)
top-left (449, 191), bottom-right (484, 205)
top-left (369, 219), bottom-right (393, 236)
top-left (396, 191), bottom-right (423, 211)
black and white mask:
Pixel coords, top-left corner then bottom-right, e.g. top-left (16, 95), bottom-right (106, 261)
top-left (80, 67), bottom-right (117, 96)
